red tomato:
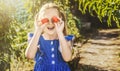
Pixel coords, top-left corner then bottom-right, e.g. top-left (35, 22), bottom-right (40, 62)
top-left (52, 16), bottom-right (59, 23)
top-left (41, 18), bottom-right (49, 24)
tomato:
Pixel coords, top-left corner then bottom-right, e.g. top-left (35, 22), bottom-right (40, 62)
top-left (52, 16), bottom-right (59, 23)
top-left (41, 18), bottom-right (49, 24)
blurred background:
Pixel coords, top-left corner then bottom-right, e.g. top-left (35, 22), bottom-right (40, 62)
top-left (0, 0), bottom-right (120, 71)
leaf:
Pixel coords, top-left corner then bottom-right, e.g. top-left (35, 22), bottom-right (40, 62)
top-left (101, 6), bottom-right (107, 17)
top-left (107, 10), bottom-right (112, 27)
top-left (88, 1), bottom-right (97, 14)
top-left (83, 1), bottom-right (90, 14)
top-left (97, 6), bottom-right (102, 17)
top-left (79, 0), bottom-right (83, 12)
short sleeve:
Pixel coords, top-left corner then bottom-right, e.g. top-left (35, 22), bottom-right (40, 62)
top-left (65, 35), bottom-right (75, 41)
top-left (28, 32), bottom-right (40, 48)
top-left (59, 35), bottom-right (74, 52)
top-left (28, 32), bottom-right (33, 43)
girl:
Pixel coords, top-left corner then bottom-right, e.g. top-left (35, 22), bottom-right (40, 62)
top-left (25, 3), bottom-right (74, 71)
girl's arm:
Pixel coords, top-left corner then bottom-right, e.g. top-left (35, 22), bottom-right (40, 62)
top-left (54, 18), bottom-right (72, 62)
top-left (54, 17), bottom-right (73, 62)
top-left (25, 30), bottom-right (42, 59)
top-left (25, 14), bottom-right (47, 59)
top-left (57, 32), bottom-right (72, 62)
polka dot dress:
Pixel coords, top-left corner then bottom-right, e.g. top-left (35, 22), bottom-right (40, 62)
top-left (28, 33), bottom-right (74, 71)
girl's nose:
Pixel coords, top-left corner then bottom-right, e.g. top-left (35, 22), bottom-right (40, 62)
top-left (49, 22), bottom-right (53, 24)
top-left (49, 20), bottom-right (53, 25)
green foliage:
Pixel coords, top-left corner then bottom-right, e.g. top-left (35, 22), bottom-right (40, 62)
top-left (10, 20), bottom-right (34, 71)
top-left (78, 0), bottom-right (120, 27)
top-left (24, 0), bottom-right (54, 19)
top-left (0, 1), bottom-right (14, 70)
top-left (0, 0), bottom-right (35, 70)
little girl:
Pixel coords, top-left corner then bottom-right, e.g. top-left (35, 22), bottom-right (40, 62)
top-left (25, 3), bottom-right (74, 71)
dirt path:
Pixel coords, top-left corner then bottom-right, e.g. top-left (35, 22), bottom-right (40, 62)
top-left (72, 29), bottom-right (120, 71)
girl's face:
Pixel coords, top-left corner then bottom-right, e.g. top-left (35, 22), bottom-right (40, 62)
top-left (40, 8), bottom-right (60, 35)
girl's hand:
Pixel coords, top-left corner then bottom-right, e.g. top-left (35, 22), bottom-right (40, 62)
top-left (34, 14), bottom-right (48, 32)
top-left (54, 17), bottom-right (64, 34)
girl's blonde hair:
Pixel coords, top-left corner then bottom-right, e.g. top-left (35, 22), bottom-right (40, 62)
top-left (36, 3), bottom-right (67, 35)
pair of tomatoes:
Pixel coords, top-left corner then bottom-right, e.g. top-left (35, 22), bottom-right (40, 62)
top-left (41, 16), bottom-right (59, 24)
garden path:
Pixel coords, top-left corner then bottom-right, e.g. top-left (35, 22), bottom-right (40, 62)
top-left (73, 29), bottom-right (120, 71)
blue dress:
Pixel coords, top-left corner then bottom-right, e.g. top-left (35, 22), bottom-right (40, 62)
top-left (28, 33), bottom-right (74, 71)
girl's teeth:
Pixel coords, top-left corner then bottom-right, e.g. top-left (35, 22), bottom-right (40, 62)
top-left (48, 27), bottom-right (54, 30)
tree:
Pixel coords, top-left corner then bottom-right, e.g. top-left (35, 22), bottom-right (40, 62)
top-left (0, 1), bottom-right (15, 70)
top-left (69, 0), bottom-right (120, 28)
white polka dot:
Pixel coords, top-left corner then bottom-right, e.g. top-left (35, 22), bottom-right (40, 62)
top-left (52, 61), bottom-right (55, 64)
top-left (51, 41), bottom-right (53, 45)
top-left (51, 54), bottom-right (55, 58)
top-left (51, 48), bottom-right (54, 51)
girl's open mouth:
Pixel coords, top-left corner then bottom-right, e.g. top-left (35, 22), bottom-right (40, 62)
top-left (47, 26), bottom-right (55, 30)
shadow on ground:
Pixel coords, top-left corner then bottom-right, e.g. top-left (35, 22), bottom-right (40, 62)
top-left (69, 29), bottom-right (120, 71)
top-left (68, 57), bottom-right (109, 71)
